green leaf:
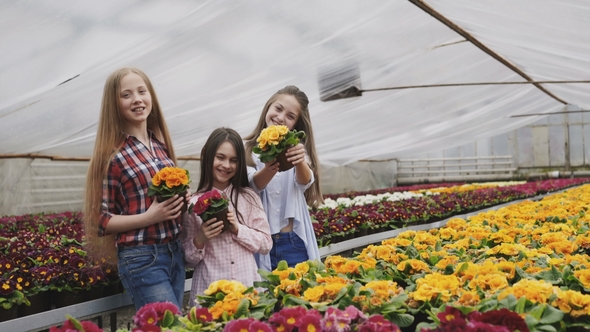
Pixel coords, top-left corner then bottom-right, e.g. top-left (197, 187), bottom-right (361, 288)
top-left (529, 303), bottom-right (546, 320)
top-left (536, 325), bottom-right (557, 332)
top-left (536, 265), bottom-right (563, 284)
top-left (515, 296), bottom-right (527, 314)
top-left (65, 315), bottom-right (84, 331)
top-left (234, 298), bottom-right (251, 318)
top-left (283, 294), bottom-right (310, 307)
top-left (539, 304), bottom-right (564, 325)
top-left (161, 310), bottom-right (176, 327)
top-left (388, 313), bottom-right (414, 327)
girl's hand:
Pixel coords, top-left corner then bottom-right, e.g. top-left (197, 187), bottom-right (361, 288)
top-left (227, 210), bottom-right (239, 235)
top-left (264, 159), bottom-right (280, 173)
top-left (193, 217), bottom-right (224, 248)
top-left (286, 143), bottom-right (306, 165)
top-left (146, 195), bottom-right (184, 224)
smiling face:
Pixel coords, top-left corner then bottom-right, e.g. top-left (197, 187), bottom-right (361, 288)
top-left (265, 94), bottom-right (301, 130)
top-left (212, 141), bottom-right (238, 190)
top-left (118, 72), bottom-right (152, 126)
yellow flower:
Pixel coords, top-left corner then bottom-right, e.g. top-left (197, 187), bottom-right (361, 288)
top-left (554, 289), bottom-right (590, 317)
top-left (410, 273), bottom-right (460, 303)
top-left (397, 259), bottom-right (430, 275)
top-left (151, 172), bottom-right (161, 186)
top-left (498, 279), bottom-right (555, 304)
top-left (294, 262), bottom-right (310, 274)
top-left (574, 269), bottom-right (590, 289)
top-left (303, 285), bottom-right (325, 302)
top-left (456, 291), bottom-right (480, 306)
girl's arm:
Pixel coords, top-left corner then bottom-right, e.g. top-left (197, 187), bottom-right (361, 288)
top-left (251, 160), bottom-right (280, 190)
top-left (104, 195), bottom-right (184, 234)
top-left (100, 161), bottom-right (185, 235)
top-left (181, 212), bottom-right (205, 267)
top-left (231, 194), bottom-right (273, 254)
top-left (286, 143), bottom-right (312, 185)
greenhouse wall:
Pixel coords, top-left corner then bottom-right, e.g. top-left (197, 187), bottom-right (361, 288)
top-left (3, 105), bottom-right (590, 217)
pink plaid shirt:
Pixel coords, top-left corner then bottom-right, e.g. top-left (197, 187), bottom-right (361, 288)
top-left (181, 185), bottom-right (272, 306)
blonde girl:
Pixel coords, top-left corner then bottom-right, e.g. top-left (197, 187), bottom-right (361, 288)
top-left (244, 85), bottom-right (323, 271)
top-left (84, 67), bottom-right (185, 311)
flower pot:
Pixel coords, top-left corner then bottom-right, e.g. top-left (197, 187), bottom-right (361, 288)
top-left (210, 208), bottom-right (230, 233)
top-left (18, 291), bottom-right (52, 317)
top-left (103, 281), bottom-right (124, 297)
top-left (84, 285), bottom-right (104, 302)
top-left (157, 190), bottom-right (188, 214)
top-left (276, 149), bottom-right (294, 172)
top-left (53, 290), bottom-right (85, 308)
top-left (0, 305), bottom-right (18, 322)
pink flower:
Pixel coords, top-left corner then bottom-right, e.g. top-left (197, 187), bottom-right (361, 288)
top-left (268, 314), bottom-right (293, 332)
top-left (49, 318), bottom-right (103, 332)
top-left (321, 314), bottom-right (350, 332)
top-left (272, 306), bottom-right (308, 329)
top-left (224, 318), bottom-right (256, 332)
top-left (133, 302), bottom-right (180, 327)
top-left (248, 321), bottom-right (273, 332)
top-left (132, 325), bottom-right (162, 332)
top-left (298, 314), bottom-right (322, 332)
top-left (133, 307), bottom-right (159, 327)
top-left (357, 315), bottom-right (400, 332)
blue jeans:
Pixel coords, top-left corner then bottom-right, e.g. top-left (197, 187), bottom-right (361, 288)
top-left (270, 232), bottom-right (308, 270)
top-left (117, 239), bottom-right (185, 311)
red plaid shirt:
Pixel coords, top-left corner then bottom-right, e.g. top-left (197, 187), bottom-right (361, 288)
top-left (98, 132), bottom-right (181, 247)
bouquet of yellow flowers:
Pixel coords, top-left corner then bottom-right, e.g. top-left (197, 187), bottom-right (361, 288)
top-left (252, 125), bottom-right (306, 171)
top-left (148, 166), bottom-right (191, 212)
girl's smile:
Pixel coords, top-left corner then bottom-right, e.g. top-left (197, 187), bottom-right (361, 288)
top-left (212, 141), bottom-right (238, 190)
top-left (265, 94), bottom-right (300, 130)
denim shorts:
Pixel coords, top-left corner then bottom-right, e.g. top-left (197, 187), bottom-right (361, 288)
top-left (117, 239), bottom-right (185, 311)
top-left (270, 231), bottom-right (308, 270)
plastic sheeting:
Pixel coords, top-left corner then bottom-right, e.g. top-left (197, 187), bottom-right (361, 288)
top-left (1, 0), bottom-right (589, 166)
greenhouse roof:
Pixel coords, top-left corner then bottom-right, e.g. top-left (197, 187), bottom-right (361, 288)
top-left (1, 0), bottom-right (589, 165)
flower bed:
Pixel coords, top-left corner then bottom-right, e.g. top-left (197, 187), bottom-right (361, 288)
top-left (2, 178), bottom-right (590, 326)
top-left (52, 181), bottom-right (590, 331)
top-left (312, 179), bottom-right (590, 245)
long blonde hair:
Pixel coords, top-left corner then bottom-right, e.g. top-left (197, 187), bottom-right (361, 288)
top-left (83, 67), bottom-right (176, 265)
top-left (244, 85), bottom-right (323, 207)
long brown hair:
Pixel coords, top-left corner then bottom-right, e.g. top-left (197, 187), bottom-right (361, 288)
top-left (198, 127), bottom-right (258, 224)
top-left (83, 67), bottom-right (177, 265)
top-left (244, 85), bottom-right (323, 207)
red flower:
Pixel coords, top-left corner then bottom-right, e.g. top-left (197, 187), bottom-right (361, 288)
top-left (437, 306), bottom-right (466, 326)
top-left (193, 190), bottom-right (228, 219)
top-left (470, 308), bottom-right (529, 332)
top-left (195, 307), bottom-right (213, 323)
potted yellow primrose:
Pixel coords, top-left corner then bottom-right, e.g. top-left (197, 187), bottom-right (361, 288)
top-left (148, 166), bottom-right (191, 213)
top-left (253, 125), bottom-right (306, 172)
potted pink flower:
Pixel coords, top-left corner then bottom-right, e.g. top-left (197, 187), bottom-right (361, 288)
top-left (192, 190), bottom-right (230, 232)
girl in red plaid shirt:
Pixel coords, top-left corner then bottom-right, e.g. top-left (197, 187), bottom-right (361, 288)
top-left (84, 68), bottom-right (186, 311)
